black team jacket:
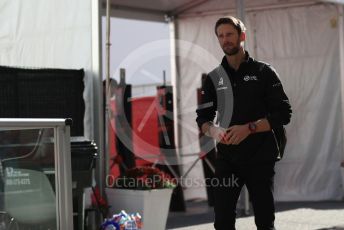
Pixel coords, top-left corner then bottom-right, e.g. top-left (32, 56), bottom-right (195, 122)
top-left (196, 52), bottom-right (292, 164)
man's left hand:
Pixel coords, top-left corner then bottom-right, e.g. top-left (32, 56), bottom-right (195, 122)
top-left (224, 124), bottom-right (251, 145)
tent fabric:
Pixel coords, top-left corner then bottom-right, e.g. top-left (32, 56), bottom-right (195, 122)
top-left (108, 0), bottom-right (317, 18)
top-left (0, 0), bottom-right (93, 139)
top-left (182, 0), bottom-right (315, 15)
top-left (177, 3), bottom-right (344, 201)
top-left (175, 14), bottom-right (226, 200)
top-left (249, 4), bottom-right (343, 201)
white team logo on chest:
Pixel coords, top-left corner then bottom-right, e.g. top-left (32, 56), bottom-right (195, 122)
top-left (217, 77), bottom-right (228, 90)
top-left (218, 77), bottom-right (224, 86)
top-left (243, 75), bottom-right (258, 81)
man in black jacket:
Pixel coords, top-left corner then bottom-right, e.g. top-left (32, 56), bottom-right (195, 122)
top-left (196, 17), bottom-right (292, 230)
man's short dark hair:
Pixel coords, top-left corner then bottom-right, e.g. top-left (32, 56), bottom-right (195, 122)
top-left (215, 16), bottom-right (246, 36)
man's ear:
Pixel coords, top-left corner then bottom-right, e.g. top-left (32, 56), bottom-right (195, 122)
top-left (240, 32), bottom-right (246, 42)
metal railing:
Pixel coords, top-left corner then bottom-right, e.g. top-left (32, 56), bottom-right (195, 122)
top-left (0, 118), bottom-right (73, 229)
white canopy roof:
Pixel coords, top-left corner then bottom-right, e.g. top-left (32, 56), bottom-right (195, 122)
top-left (104, 0), bottom-right (334, 21)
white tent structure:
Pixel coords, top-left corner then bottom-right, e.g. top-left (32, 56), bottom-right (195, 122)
top-left (1, 0), bottom-right (344, 201)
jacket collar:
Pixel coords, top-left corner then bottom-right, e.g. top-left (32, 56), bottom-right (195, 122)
top-left (221, 51), bottom-right (252, 72)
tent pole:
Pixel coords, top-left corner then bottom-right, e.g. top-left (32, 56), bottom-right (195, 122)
top-left (105, 0), bottom-right (111, 181)
top-left (91, 0), bottom-right (105, 225)
top-left (236, 0), bottom-right (245, 24)
top-left (169, 16), bottom-right (182, 163)
top-left (91, 0), bottom-right (104, 193)
top-left (338, 5), bottom-right (344, 169)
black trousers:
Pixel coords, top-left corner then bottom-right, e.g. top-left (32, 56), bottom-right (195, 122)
top-left (213, 158), bottom-right (276, 230)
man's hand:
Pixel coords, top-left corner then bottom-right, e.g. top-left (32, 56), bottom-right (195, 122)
top-left (202, 122), bottom-right (228, 143)
top-left (208, 126), bottom-right (228, 144)
top-left (224, 124), bottom-right (251, 145)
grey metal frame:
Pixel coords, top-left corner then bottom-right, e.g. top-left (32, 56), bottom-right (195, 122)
top-left (0, 118), bottom-right (73, 229)
top-left (92, 0), bottom-right (105, 200)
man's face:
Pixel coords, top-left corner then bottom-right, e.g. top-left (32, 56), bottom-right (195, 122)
top-left (216, 24), bottom-right (244, 56)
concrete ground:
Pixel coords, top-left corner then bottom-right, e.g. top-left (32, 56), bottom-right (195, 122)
top-left (166, 200), bottom-right (344, 230)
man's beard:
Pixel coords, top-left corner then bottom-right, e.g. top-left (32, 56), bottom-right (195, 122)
top-left (222, 39), bottom-right (241, 56)
top-left (223, 46), bottom-right (239, 56)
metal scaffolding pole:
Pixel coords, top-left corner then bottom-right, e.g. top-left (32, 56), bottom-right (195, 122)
top-left (236, 0), bottom-right (245, 23)
top-left (105, 0), bottom-right (111, 179)
top-left (91, 0), bottom-right (104, 208)
top-left (338, 5), bottom-right (344, 169)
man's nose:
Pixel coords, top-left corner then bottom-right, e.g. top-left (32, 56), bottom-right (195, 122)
top-left (223, 37), bottom-right (230, 43)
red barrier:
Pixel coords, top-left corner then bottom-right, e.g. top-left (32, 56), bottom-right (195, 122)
top-left (131, 96), bottom-right (160, 166)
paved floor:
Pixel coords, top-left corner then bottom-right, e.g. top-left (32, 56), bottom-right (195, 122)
top-left (166, 200), bottom-right (344, 230)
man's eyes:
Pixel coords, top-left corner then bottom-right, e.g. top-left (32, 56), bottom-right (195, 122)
top-left (219, 33), bottom-right (233, 38)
